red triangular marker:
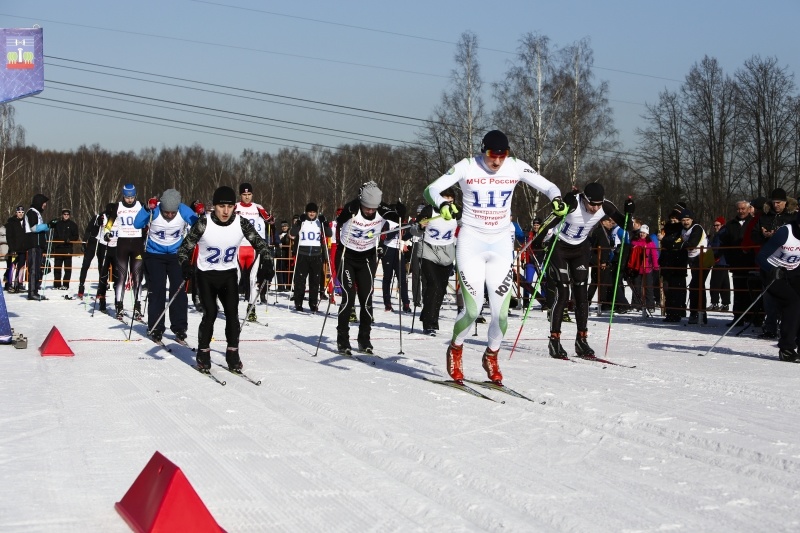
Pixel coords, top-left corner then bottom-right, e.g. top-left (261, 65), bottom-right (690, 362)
top-left (39, 326), bottom-right (74, 357)
top-left (115, 451), bottom-right (225, 532)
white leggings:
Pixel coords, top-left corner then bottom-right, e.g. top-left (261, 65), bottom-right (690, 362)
top-left (452, 226), bottom-right (515, 350)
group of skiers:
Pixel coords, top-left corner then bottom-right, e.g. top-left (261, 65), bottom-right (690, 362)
top-left (6, 128), bottom-right (799, 380)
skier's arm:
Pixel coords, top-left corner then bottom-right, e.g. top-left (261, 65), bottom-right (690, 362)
top-left (177, 217), bottom-right (207, 265)
top-left (517, 159), bottom-right (562, 200)
top-left (424, 159), bottom-right (466, 208)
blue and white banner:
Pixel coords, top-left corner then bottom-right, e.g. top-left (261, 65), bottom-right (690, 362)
top-left (2, 27), bottom-right (44, 104)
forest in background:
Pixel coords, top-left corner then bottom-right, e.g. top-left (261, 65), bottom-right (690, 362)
top-left (1, 32), bottom-right (798, 233)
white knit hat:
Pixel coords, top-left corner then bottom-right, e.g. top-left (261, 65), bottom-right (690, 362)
top-left (359, 181), bottom-right (382, 209)
top-left (639, 224), bottom-right (649, 234)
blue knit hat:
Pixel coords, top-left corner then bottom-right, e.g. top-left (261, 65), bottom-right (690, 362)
top-left (122, 183), bottom-right (136, 197)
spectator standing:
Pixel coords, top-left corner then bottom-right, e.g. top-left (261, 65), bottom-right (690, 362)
top-left (24, 193), bottom-right (52, 301)
top-left (627, 224), bottom-right (659, 311)
top-left (4, 206), bottom-right (27, 292)
top-left (708, 216), bottom-right (731, 311)
top-left (52, 208), bottom-right (79, 290)
top-left (659, 206), bottom-right (688, 322)
top-left (720, 200), bottom-right (756, 326)
top-left (680, 209), bottom-right (710, 325)
top-left (380, 214), bottom-right (411, 313)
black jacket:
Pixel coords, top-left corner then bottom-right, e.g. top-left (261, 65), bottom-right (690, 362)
top-left (4, 216), bottom-right (26, 252)
top-left (53, 219), bottom-right (79, 251)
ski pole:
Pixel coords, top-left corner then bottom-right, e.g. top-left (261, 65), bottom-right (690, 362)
top-left (147, 280), bottom-right (187, 336)
top-left (699, 278), bottom-right (776, 356)
top-left (604, 211), bottom-right (631, 358)
top-left (509, 215), bottom-right (565, 359)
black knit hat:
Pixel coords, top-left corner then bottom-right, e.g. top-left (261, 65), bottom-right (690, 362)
top-left (305, 202), bottom-right (319, 212)
top-left (771, 188), bottom-right (787, 201)
top-left (480, 130), bottom-right (509, 152)
top-left (584, 182), bottom-right (605, 204)
top-left (212, 186), bottom-right (237, 205)
top-left (239, 182), bottom-right (253, 194)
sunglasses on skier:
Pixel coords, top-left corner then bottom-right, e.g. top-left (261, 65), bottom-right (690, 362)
top-left (485, 149), bottom-right (509, 158)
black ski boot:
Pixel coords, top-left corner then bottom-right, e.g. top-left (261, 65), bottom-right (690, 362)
top-left (98, 296), bottom-right (106, 312)
top-left (357, 340), bottom-right (374, 354)
top-left (337, 336), bottom-right (352, 355)
top-left (778, 348), bottom-right (798, 362)
top-left (575, 330), bottom-right (595, 358)
top-left (115, 301), bottom-right (124, 320)
top-left (225, 347), bottom-right (243, 372)
top-left (196, 348), bottom-right (211, 371)
top-left (174, 329), bottom-right (188, 342)
top-left (150, 330), bottom-right (163, 342)
top-left (133, 301), bottom-right (143, 321)
top-left (548, 333), bottom-right (569, 359)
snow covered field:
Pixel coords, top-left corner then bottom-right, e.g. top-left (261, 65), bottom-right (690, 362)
top-left (2, 282), bottom-right (799, 532)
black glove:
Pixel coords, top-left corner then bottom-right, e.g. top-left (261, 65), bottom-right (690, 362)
top-left (103, 231), bottom-right (112, 243)
top-left (771, 267), bottom-right (787, 281)
top-left (49, 219), bottom-right (58, 229)
top-left (346, 199), bottom-right (360, 215)
top-left (318, 214), bottom-right (326, 224)
top-left (181, 262), bottom-right (195, 281)
top-left (300, 213), bottom-right (308, 222)
top-left (624, 197), bottom-right (635, 214)
top-left (395, 200), bottom-right (407, 218)
top-left (377, 246), bottom-right (386, 260)
top-left (259, 255), bottom-right (275, 280)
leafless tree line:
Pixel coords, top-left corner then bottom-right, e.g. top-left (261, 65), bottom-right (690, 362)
top-left (1, 33), bottom-right (798, 234)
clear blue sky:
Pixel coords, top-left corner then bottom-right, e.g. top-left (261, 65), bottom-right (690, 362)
top-left (3, 0), bottom-right (799, 158)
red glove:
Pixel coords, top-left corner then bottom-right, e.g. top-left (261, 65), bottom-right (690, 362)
top-left (148, 197), bottom-right (158, 211)
top-left (193, 201), bottom-right (205, 215)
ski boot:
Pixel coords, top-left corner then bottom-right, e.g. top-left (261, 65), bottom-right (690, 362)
top-left (247, 307), bottom-right (257, 322)
top-left (687, 313), bottom-right (699, 324)
top-left (446, 341), bottom-right (464, 382)
top-left (196, 348), bottom-right (212, 371)
top-left (225, 347), bottom-right (243, 372)
top-left (133, 301), bottom-right (143, 322)
top-left (481, 347), bottom-right (502, 384)
top-left (150, 330), bottom-right (164, 342)
top-left (778, 348), bottom-right (797, 362)
top-left (174, 329), bottom-right (188, 342)
top-left (77, 285), bottom-right (85, 300)
top-left (357, 340), bottom-right (374, 354)
top-left (575, 330), bottom-right (595, 358)
top-left (115, 301), bottom-right (124, 320)
top-left (337, 336), bottom-right (352, 356)
top-left (98, 296), bottom-right (106, 312)
top-left (548, 333), bottom-right (569, 359)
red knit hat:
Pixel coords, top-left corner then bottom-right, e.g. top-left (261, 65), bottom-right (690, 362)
top-left (714, 216), bottom-right (725, 225)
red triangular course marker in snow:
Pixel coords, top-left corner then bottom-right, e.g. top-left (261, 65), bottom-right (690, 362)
top-left (38, 326), bottom-right (74, 357)
top-left (115, 451), bottom-right (225, 533)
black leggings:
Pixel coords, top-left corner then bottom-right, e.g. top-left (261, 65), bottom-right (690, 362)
top-left (336, 248), bottom-right (377, 344)
top-left (196, 269), bottom-right (240, 350)
top-left (547, 241), bottom-right (591, 334)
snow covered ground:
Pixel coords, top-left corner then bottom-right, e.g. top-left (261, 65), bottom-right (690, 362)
top-left (2, 280), bottom-right (799, 532)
